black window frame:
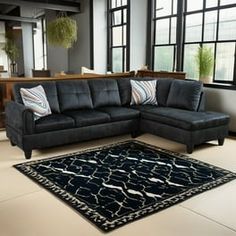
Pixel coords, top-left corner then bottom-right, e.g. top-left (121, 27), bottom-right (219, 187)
top-left (152, 0), bottom-right (178, 72)
top-left (148, 0), bottom-right (236, 86)
top-left (107, 0), bottom-right (130, 72)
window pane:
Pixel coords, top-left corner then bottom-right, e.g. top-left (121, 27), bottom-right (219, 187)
top-left (156, 0), bottom-right (172, 17)
top-left (155, 18), bottom-right (169, 44)
top-left (171, 17), bottom-right (177, 44)
top-left (204, 11), bottom-right (217, 41)
top-left (173, 0), bottom-right (177, 14)
top-left (112, 10), bottom-right (122, 25)
top-left (122, 0), bottom-right (127, 6)
top-left (218, 8), bottom-right (236, 40)
top-left (112, 26), bottom-right (122, 46)
top-left (215, 43), bottom-right (235, 81)
top-left (184, 44), bottom-right (199, 79)
top-left (187, 0), bottom-right (203, 12)
top-left (220, 0), bottom-right (236, 6)
top-left (123, 9), bottom-right (127, 23)
top-left (154, 46), bottom-right (174, 71)
top-left (185, 13), bottom-right (203, 42)
top-left (111, 0), bottom-right (116, 8)
top-left (116, 0), bottom-right (122, 7)
top-left (112, 48), bottom-right (123, 72)
top-left (206, 0), bottom-right (218, 8)
top-left (123, 25), bottom-right (126, 45)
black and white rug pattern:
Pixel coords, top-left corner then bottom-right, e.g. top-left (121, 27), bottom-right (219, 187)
top-left (14, 141), bottom-right (236, 232)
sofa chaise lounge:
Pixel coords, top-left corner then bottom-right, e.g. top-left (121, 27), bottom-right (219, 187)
top-left (5, 76), bottom-right (230, 159)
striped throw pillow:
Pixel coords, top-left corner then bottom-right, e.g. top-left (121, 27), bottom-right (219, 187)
top-left (20, 85), bottom-right (52, 120)
top-left (130, 80), bottom-right (157, 105)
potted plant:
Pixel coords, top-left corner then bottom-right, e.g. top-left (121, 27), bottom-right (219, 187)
top-left (47, 14), bottom-right (77, 49)
top-left (2, 32), bottom-right (19, 76)
top-left (195, 46), bottom-right (214, 84)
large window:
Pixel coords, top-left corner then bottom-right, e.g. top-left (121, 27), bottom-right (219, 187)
top-left (151, 0), bottom-right (236, 84)
top-left (33, 16), bottom-right (47, 70)
top-left (153, 0), bottom-right (177, 71)
top-left (107, 0), bottom-right (130, 72)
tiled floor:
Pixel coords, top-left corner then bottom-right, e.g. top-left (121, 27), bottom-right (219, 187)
top-left (0, 131), bottom-right (235, 236)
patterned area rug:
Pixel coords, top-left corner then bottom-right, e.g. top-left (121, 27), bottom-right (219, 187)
top-left (14, 141), bottom-right (236, 232)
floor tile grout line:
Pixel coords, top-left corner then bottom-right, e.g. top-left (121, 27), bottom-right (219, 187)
top-left (0, 189), bottom-right (42, 205)
top-left (179, 205), bottom-right (236, 233)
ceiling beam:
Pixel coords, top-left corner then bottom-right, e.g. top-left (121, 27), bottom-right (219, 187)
top-left (0, 14), bottom-right (38, 23)
top-left (0, 5), bottom-right (18, 14)
top-left (0, 0), bottom-right (80, 13)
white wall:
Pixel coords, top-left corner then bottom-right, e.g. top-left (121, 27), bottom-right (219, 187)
top-left (46, 10), bottom-right (69, 76)
top-left (130, 0), bottom-right (148, 71)
top-left (93, 0), bottom-right (107, 73)
top-left (204, 88), bottom-right (236, 132)
top-left (92, 0), bottom-right (148, 73)
top-left (21, 7), bottom-right (34, 77)
top-left (68, 0), bottom-right (91, 73)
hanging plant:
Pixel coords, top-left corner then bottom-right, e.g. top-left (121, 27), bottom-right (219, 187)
top-left (47, 14), bottom-right (77, 49)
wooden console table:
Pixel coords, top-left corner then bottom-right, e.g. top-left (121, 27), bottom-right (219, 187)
top-left (0, 71), bottom-right (135, 105)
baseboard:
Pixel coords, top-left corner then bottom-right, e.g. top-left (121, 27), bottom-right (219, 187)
top-left (229, 131), bottom-right (236, 137)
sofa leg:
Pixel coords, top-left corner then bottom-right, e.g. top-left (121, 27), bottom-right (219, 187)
top-left (10, 140), bottom-right (16, 146)
top-left (187, 144), bottom-right (194, 154)
top-left (131, 130), bottom-right (140, 139)
top-left (218, 138), bottom-right (225, 146)
top-left (24, 150), bottom-right (32, 160)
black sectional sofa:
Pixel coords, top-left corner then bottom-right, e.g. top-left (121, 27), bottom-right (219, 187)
top-left (5, 76), bottom-right (230, 159)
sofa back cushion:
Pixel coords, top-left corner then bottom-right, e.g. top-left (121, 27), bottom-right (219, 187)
top-left (156, 78), bottom-right (173, 106)
top-left (166, 79), bottom-right (203, 111)
top-left (13, 81), bottom-right (60, 113)
top-left (57, 80), bottom-right (93, 112)
top-left (88, 79), bottom-right (121, 108)
top-left (117, 77), bottom-right (173, 106)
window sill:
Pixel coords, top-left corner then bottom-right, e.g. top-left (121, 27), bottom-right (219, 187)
top-left (204, 83), bottom-right (236, 90)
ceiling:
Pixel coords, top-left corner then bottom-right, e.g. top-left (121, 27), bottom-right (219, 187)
top-left (0, 0), bottom-right (80, 16)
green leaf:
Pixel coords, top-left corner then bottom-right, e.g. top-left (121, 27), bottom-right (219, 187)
top-left (47, 16), bottom-right (77, 49)
top-left (195, 46), bottom-right (214, 78)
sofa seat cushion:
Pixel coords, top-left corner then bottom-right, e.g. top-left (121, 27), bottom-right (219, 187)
top-left (130, 105), bottom-right (157, 112)
top-left (35, 114), bottom-right (75, 133)
top-left (98, 107), bottom-right (140, 122)
top-left (64, 110), bottom-right (111, 127)
top-left (142, 107), bottom-right (230, 131)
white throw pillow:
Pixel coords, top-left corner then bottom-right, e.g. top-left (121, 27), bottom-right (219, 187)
top-left (130, 80), bottom-right (158, 105)
top-left (81, 66), bottom-right (97, 75)
top-left (20, 85), bottom-right (52, 120)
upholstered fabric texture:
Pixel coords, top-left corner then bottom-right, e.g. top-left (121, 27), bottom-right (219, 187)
top-left (89, 79), bottom-right (121, 108)
top-left (20, 85), bottom-right (51, 120)
top-left (57, 80), bottom-right (93, 111)
top-left (167, 80), bottom-right (203, 111)
top-left (130, 80), bottom-right (157, 105)
top-left (141, 107), bottom-right (230, 131)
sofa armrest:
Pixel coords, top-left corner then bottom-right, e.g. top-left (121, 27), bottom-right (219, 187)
top-left (5, 101), bottom-right (35, 134)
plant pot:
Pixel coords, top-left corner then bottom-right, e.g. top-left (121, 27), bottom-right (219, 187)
top-left (200, 76), bottom-right (212, 84)
top-left (10, 61), bottom-right (18, 77)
